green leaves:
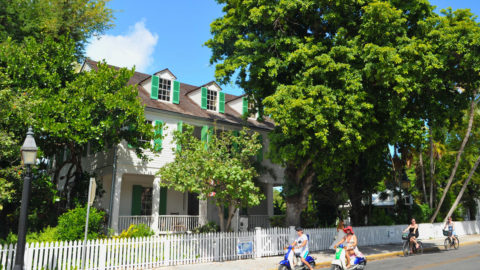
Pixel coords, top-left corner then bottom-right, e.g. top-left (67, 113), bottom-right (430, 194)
top-left (157, 124), bottom-right (264, 230)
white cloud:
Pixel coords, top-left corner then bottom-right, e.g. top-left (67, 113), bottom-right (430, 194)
top-left (86, 20), bottom-right (158, 72)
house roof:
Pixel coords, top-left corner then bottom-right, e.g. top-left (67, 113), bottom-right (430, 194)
top-left (84, 59), bottom-right (274, 130)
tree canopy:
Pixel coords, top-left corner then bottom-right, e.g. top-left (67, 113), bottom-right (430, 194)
top-left (207, 0), bottom-right (480, 225)
top-left (157, 125), bottom-right (264, 231)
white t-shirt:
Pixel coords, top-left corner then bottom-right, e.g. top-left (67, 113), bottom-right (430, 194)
top-left (295, 234), bottom-right (309, 253)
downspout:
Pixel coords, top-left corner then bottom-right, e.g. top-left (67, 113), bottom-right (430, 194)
top-left (108, 145), bottom-right (118, 229)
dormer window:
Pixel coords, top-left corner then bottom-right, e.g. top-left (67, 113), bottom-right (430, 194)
top-left (158, 78), bottom-right (172, 101)
top-left (207, 89), bottom-right (217, 111)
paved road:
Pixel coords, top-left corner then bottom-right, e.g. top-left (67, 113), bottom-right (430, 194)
top-left (320, 244), bottom-right (480, 270)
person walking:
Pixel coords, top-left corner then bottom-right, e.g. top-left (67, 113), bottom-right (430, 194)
top-left (329, 219), bottom-right (346, 250)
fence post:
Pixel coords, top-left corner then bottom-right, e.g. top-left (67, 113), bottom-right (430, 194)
top-left (98, 239), bottom-right (107, 270)
top-left (214, 233), bottom-right (220, 262)
top-left (289, 226), bottom-right (296, 243)
top-left (255, 227), bottom-right (262, 258)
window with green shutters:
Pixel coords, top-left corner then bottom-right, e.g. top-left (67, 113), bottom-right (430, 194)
top-left (242, 97), bottom-right (248, 116)
top-left (131, 185), bottom-right (153, 215)
top-left (176, 121), bottom-right (183, 152)
top-left (151, 75), bottom-right (159, 100)
top-left (154, 120), bottom-right (163, 152)
top-left (201, 87), bottom-right (207, 109)
top-left (173, 80), bottom-right (180, 104)
top-left (219, 92), bottom-right (225, 113)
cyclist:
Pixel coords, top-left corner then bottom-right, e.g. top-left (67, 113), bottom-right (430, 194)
top-left (444, 216), bottom-right (457, 243)
top-left (403, 218), bottom-right (419, 253)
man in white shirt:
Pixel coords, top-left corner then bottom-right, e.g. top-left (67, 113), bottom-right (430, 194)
top-left (290, 227), bottom-right (313, 270)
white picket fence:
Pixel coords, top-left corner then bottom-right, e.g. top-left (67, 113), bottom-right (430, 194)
top-left (1, 220), bottom-right (479, 269)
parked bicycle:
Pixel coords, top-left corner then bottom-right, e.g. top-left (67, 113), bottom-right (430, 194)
top-left (443, 230), bottom-right (459, 250)
top-left (402, 233), bottom-right (423, 256)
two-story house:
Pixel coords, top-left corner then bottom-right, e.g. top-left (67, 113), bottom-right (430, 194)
top-left (80, 59), bottom-right (284, 233)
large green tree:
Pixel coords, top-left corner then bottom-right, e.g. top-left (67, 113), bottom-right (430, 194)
top-left (0, 0), bottom-right (154, 236)
top-left (157, 125), bottom-right (264, 231)
top-left (206, 0), bottom-right (465, 225)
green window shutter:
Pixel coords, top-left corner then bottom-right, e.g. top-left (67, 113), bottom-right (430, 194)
top-left (201, 87), bottom-right (207, 109)
top-left (159, 187), bottom-right (167, 215)
top-left (201, 125), bottom-right (209, 149)
top-left (173, 80), bottom-right (180, 104)
top-left (257, 134), bottom-right (263, 162)
top-left (242, 97), bottom-right (248, 116)
top-left (151, 75), bottom-right (159, 100)
top-left (131, 185), bottom-right (143, 215)
top-left (176, 121), bottom-right (183, 152)
top-left (219, 92), bottom-right (225, 113)
top-left (154, 120), bottom-right (163, 152)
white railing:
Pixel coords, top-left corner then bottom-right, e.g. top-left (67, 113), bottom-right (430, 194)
top-left (1, 220), bottom-right (479, 269)
top-left (243, 215), bottom-right (271, 229)
top-left (118, 215), bottom-right (154, 232)
top-left (158, 215), bottom-right (199, 232)
top-left (118, 215), bottom-right (200, 233)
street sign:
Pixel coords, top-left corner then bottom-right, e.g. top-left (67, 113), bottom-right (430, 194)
top-left (88, 178), bottom-right (96, 206)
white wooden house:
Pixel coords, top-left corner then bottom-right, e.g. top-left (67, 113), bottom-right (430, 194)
top-left (79, 59), bottom-right (284, 233)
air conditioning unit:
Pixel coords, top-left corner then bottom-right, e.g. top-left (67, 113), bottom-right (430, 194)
top-left (239, 217), bottom-right (248, 232)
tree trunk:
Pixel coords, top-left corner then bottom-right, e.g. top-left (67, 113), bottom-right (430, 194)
top-left (430, 94), bottom-right (477, 222)
top-left (217, 205), bottom-right (225, 232)
top-left (285, 198), bottom-right (304, 227)
top-left (225, 204), bottom-right (236, 232)
top-left (429, 133), bottom-right (434, 208)
top-left (444, 154), bottom-right (480, 222)
top-left (418, 149), bottom-right (428, 204)
top-left (284, 160), bottom-right (315, 227)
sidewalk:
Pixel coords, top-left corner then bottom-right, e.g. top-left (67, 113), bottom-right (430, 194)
top-left (159, 234), bottom-right (480, 270)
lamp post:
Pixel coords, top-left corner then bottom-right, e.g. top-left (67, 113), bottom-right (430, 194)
top-left (13, 127), bottom-right (38, 270)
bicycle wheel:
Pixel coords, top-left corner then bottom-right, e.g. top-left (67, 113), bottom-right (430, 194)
top-left (416, 241), bottom-right (423, 255)
top-left (444, 238), bottom-right (450, 250)
top-left (453, 237), bottom-right (459, 249)
top-left (403, 241), bottom-right (410, 256)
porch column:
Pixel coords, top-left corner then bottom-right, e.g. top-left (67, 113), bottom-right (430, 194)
top-left (151, 176), bottom-right (161, 233)
top-left (199, 199), bottom-right (208, 226)
top-left (266, 183), bottom-right (274, 217)
top-left (110, 171), bottom-right (124, 233)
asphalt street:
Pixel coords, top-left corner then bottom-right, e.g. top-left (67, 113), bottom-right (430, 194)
top-left (320, 244), bottom-right (480, 270)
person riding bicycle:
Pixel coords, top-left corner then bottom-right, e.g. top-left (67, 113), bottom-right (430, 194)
top-left (403, 218), bottom-right (420, 253)
top-left (444, 216), bottom-right (457, 243)
top-left (290, 227), bottom-right (313, 270)
top-left (334, 226), bottom-right (359, 268)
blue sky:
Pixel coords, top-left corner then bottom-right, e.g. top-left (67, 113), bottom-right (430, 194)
top-left (86, 0), bottom-right (480, 97)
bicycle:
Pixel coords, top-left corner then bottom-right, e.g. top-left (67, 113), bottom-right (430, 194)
top-left (402, 233), bottom-right (423, 256)
top-left (443, 230), bottom-right (459, 250)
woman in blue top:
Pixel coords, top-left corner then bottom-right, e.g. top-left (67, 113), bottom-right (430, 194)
top-left (444, 216), bottom-right (457, 243)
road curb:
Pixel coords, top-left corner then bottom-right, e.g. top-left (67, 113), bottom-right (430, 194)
top-left (307, 240), bottom-right (480, 269)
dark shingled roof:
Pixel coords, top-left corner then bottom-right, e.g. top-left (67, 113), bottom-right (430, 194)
top-left (84, 59), bottom-right (274, 130)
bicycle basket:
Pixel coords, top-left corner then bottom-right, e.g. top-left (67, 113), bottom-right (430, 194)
top-left (443, 230), bottom-right (451, 236)
top-left (402, 233), bottom-right (409, 240)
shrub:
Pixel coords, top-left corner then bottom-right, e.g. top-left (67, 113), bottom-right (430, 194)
top-left (192, 221), bottom-right (219, 233)
top-left (56, 205), bottom-right (105, 241)
top-left (27, 226), bottom-right (58, 243)
top-left (115, 224), bottom-right (155, 238)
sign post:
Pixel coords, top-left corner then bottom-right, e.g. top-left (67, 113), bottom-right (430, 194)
top-left (82, 178), bottom-right (96, 269)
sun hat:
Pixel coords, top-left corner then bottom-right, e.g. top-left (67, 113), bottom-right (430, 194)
top-left (343, 226), bottom-right (354, 234)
